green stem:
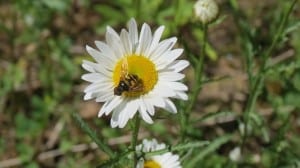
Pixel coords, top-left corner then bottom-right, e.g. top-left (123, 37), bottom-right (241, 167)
top-left (241, 75), bottom-right (264, 150)
top-left (190, 24), bottom-right (207, 110)
top-left (262, 0), bottom-right (297, 71)
top-left (198, 24), bottom-right (208, 83)
top-left (72, 113), bottom-right (115, 158)
top-left (180, 24), bottom-right (208, 141)
top-left (174, 0), bottom-right (185, 24)
top-left (241, 0), bottom-right (297, 150)
top-left (131, 114), bottom-right (141, 167)
top-left (145, 141), bottom-right (209, 157)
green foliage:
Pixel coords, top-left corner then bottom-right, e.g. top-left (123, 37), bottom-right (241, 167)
top-left (15, 113), bottom-right (42, 139)
top-left (0, 59), bottom-right (26, 97)
top-left (1, 0), bottom-right (300, 167)
top-left (185, 135), bottom-right (232, 168)
top-left (16, 143), bottom-right (35, 163)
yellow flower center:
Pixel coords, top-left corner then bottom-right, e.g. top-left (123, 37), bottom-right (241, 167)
top-left (144, 160), bottom-right (161, 168)
top-left (113, 55), bottom-right (158, 97)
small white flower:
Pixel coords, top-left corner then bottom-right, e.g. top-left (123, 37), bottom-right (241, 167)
top-left (194, 0), bottom-right (219, 24)
top-left (136, 139), bottom-right (181, 168)
top-left (82, 18), bottom-right (189, 128)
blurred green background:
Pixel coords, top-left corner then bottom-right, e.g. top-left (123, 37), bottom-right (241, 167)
top-left (0, 0), bottom-right (300, 167)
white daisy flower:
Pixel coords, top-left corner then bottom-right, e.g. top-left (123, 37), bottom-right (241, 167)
top-left (81, 18), bottom-right (189, 128)
top-left (136, 139), bottom-right (181, 168)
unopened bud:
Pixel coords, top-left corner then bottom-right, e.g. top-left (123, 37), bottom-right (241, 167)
top-left (194, 0), bottom-right (219, 24)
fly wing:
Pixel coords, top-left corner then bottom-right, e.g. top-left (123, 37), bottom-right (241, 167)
top-left (121, 57), bottom-right (128, 80)
top-left (130, 78), bottom-right (144, 92)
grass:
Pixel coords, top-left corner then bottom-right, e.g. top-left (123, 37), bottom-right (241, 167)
top-left (0, 0), bottom-right (300, 167)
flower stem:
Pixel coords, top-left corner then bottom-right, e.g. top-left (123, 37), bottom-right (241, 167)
top-left (131, 114), bottom-right (141, 167)
top-left (174, 0), bottom-right (185, 25)
top-left (145, 141), bottom-right (209, 157)
top-left (190, 24), bottom-right (208, 110)
top-left (180, 24), bottom-right (208, 141)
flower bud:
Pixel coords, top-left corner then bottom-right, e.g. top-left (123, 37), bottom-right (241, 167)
top-left (194, 0), bottom-right (219, 24)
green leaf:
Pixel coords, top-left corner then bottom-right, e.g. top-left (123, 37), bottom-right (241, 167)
top-left (285, 92), bottom-right (300, 108)
top-left (17, 143), bottom-right (35, 162)
top-left (185, 134), bottom-right (232, 167)
top-left (94, 5), bottom-right (124, 21)
top-left (192, 28), bottom-right (219, 60)
top-left (60, 139), bottom-right (74, 153)
top-left (41, 0), bottom-right (70, 11)
top-left (283, 19), bottom-right (300, 35)
top-left (25, 162), bottom-right (39, 168)
top-left (72, 113), bottom-right (115, 158)
top-left (292, 73), bottom-right (300, 91)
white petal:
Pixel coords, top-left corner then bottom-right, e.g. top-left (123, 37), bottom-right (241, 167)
top-left (118, 98), bottom-right (139, 128)
top-left (136, 23), bottom-right (152, 55)
top-left (83, 92), bottom-right (95, 100)
top-left (166, 60), bottom-right (190, 72)
top-left (138, 99), bottom-right (153, 124)
top-left (118, 99), bottom-right (139, 128)
top-left (136, 139), bottom-right (182, 168)
top-left (106, 32), bottom-right (125, 59)
top-left (98, 96), bottom-right (123, 117)
top-left (106, 26), bottom-right (120, 41)
top-left (142, 97), bottom-right (155, 116)
top-left (117, 108), bottom-right (130, 128)
top-left (159, 72), bottom-right (185, 81)
top-left (85, 47), bottom-right (115, 69)
top-left (174, 91), bottom-right (188, 100)
top-left (120, 29), bottom-right (132, 55)
top-left (154, 49), bottom-right (183, 70)
top-left (112, 41), bottom-right (125, 59)
top-left (158, 154), bottom-right (181, 167)
top-left (149, 37), bottom-right (177, 61)
top-left (111, 120), bottom-right (118, 128)
top-left (84, 82), bottom-right (112, 93)
top-left (128, 18), bottom-right (138, 52)
top-left (143, 96), bottom-right (165, 108)
top-left (147, 26), bottom-right (165, 56)
top-left (95, 91), bottom-right (114, 102)
top-left (85, 91), bottom-right (106, 100)
top-left (136, 159), bottom-right (144, 168)
top-left (81, 61), bottom-right (95, 72)
top-left (81, 73), bottom-right (108, 82)
top-left (110, 101), bottom-right (125, 128)
top-left (95, 41), bottom-right (118, 61)
top-left (105, 30), bottom-right (115, 47)
top-left (151, 83), bottom-right (176, 97)
top-left (164, 81), bottom-right (188, 91)
top-left (155, 49), bottom-right (183, 68)
top-left (169, 155), bottom-right (180, 165)
top-left (163, 98), bottom-right (177, 113)
top-left (86, 45), bottom-right (102, 62)
top-left (82, 60), bottom-right (112, 77)
top-left (98, 101), bottom-right (110, 117)
top-left (128, 99), bottom-right (140, 119)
